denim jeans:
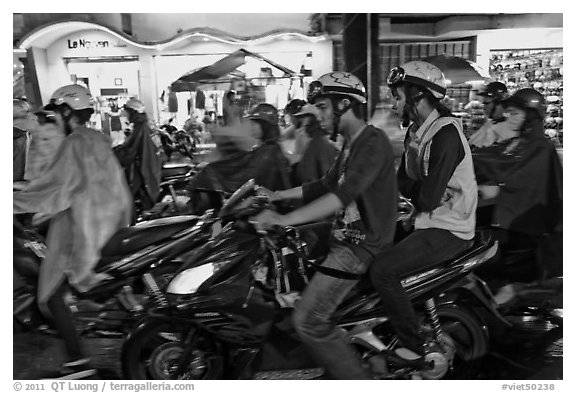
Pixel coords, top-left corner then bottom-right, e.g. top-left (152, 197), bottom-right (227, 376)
top-left (292, 241), bottom-right (372, 379)
top-left (369, 228), bottom-right (473, 354)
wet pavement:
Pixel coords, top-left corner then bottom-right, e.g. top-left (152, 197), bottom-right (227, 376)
top-left (13, 313), bottom-right (562, 380)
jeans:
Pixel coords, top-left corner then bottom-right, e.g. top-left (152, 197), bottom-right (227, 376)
top-left (369, 228), bottom-right (473, 354)
top-left (292, 241), bottom-right (372, 379)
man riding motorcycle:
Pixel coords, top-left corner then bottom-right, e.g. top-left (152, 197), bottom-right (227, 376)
top-left (468, 81), bottom-right (517, 148)
top-left (253, 71), bottom-right (398, 379)
top-left (369, 61), bottom-right (478, 368)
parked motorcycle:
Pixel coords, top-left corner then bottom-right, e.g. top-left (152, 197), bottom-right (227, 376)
top-left (139, 162), bottom-right (199, 220)
top-left (122, 179), bottom-right (503, 380)
top-left (13, 208), bottom-right (218, 337)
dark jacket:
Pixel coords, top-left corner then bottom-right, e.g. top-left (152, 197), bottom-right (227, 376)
top-left (13, 127), bottom-right (27, 181)
top-left (303, 125), bottom-right (397, 257)
top-left (473, 136), bottom-right (562, 236)
top-left (187, 142), bottom-right (291, 195)
top-left (114, 121), bottom-right (162, 209)
top-left (296, 131), bottom-right (338, 185)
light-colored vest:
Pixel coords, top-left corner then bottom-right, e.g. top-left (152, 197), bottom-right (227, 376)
top-left (405, 116), bottom-right (478, 240)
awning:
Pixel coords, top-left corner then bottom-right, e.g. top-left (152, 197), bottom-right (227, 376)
top-left (171, 48), bottom-right (299, 92)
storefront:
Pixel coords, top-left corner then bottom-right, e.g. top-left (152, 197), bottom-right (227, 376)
top-left (476, 28), bottom-right (563, 144)
top-left (17, 21), bottom-right (333, 131)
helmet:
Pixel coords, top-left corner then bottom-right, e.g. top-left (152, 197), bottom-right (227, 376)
top-left (47, 84), bottom-right (94, 111)
top-left (124, 98), bottom-right (146, 114)
top-left (13, 99), bottom-right (31, 119)
top-left (307, 72), bottom-right (367, 104)
top-left (386, 61), bottom-right (447, 99)
top-left (246, 103), bottom-right (279, 126)
top-left (503, 88), bottom-right (546, 119)
top-left (478, 81), bottom-right (508, 101)
top-left (284, 98), bottom-right (307, 115)
top-left (293, 104), bottom-right (320, 120)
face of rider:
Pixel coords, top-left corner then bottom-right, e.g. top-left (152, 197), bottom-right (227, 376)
top-left (391, 86), bottom-right (414, 127)
top-left (249, 119), bottom-right (264, 140)
top-left (482, 97), bottom-right (496, 118)
top-left (505, 106), bottom-right (527, 131)
top-left (314, 96), bottom-right (336, 134)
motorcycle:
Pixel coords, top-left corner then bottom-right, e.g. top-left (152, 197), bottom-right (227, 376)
top-left (139, 162), bottom-right (199, 220)
top-left (13, 208), bottom-right (218, 337)
top-left (121, 179), bottom-right (503, 380)
top-left (474, 206), bottom-right (563, 330)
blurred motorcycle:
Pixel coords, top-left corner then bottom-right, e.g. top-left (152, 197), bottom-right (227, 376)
top-left (122, 179), bottom-right (502, 380)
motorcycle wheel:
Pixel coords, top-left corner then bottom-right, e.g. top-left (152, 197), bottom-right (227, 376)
top-left (122, 319), bottom-right (224, 380)
top-left (434, 305), bottom-right (489, 380)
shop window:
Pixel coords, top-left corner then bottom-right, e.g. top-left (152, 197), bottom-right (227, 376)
top-left (489, 48), bottom-right (563, 146)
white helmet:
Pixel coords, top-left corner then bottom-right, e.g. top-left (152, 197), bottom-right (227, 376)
top-left (48, 84), bottom-right (94, 110)
top-left (387, 61), bottom-right (447, 99)
top-left (307, 71), bottom-right (367, 104)
top-left (124, 98), bottom-right (146, 114)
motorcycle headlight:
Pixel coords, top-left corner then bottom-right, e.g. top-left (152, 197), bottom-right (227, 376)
top-left (166, 261), bottom-right (228, 295)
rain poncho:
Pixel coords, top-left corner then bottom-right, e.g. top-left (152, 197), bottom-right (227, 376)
top-left (13, 126), bottom-right (133, 305)
top-left (24, 123), bottom-right (66, 181)
top-left (187, 141), bottom-right (291, 194)
top-left (114, 121), bottom-right (162, 210)
top-left (473, 136), bottom-right (562, 236)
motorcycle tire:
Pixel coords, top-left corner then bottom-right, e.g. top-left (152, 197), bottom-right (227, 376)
top-left (121, 318), bottom-right (224, 380)
top-left (436, 305), bottom-right (489, 380)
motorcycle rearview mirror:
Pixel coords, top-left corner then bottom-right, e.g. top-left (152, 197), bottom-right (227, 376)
top-left (218, 179), bottom-right (256, 218)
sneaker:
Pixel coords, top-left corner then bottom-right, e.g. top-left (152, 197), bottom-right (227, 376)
top-left (42, 358), bottom-right (98, 380)
top-left (388, 347), bottom-right (434, 370)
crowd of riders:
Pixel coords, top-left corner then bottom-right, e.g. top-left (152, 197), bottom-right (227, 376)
top-left (13, 57), bottom-right (562, 379)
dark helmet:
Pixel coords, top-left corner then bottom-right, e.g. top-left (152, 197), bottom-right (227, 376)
top-left (284, 98), bottom-right (307, 116)
top-left (478, 81), bottom-right (508, 102)
top-left (503, 88), bottom-right (546, 119)
top-left (246, 103), bottom-right (279, 126)
top-left (123, 98), bottom-right (146, 114)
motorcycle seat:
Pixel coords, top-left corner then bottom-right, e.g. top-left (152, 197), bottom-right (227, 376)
top-left (162, 163), bottom-right (194, 179)
top-left (408, 230), bottom-right (495, 277)
top-left (100, 215), bottom-right (199, 259)
top-left (446, 229), bottom-right (494, 266)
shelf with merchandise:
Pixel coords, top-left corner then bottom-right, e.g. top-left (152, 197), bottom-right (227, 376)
top-left (489, 48), bottom-right (563, 146)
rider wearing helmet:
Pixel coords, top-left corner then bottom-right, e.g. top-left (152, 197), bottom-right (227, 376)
top-left (114, 98), bottom-right (162, 214)
top-left (469, 81), bottom-right (518, 147)
top-left (13, 84), bottom-right (132, 379)
top-left (475, 88), bottom-right (562, 280)
top-left (291, 103), bottom-right (338, 185)
top-left (186, 102), bottom-right (291, 212)
top-left (254, 71), bottom-right (397, 379)
top-left (281, 98), bottom-right (308, 166)
top-left (246, 102), bottom-right (281, 143)
top-left (369, 61), bottom-right (478, 368)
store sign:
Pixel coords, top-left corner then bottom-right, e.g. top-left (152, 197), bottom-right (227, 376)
top-left (67, 38), bottom-right (110, 49)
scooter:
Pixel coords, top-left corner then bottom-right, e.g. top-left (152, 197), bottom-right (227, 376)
top-left (138, 162), bottom-right (199, 221)
top-left (13, 208), bottom-right (218, 337)
top-left (121, 179), bottom-right (504, 380)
